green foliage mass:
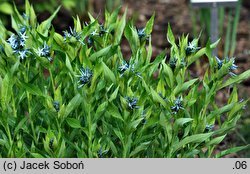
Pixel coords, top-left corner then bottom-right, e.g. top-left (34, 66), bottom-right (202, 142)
top-left (0, 1), bottom-right (249, 157)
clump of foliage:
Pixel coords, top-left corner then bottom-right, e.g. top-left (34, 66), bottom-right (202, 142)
top-left (0, 1), bottom-right (249, 158)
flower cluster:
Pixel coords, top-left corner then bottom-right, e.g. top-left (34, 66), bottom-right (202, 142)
top-left (171, 96), bottom-right (184, 114)
top-left (215, 56), bottom-right (223, 70)
top-left (49, 138), bottom-right (54, 149)
top-left (97, 147), bottom-right (108, 158)
top-left (97, 147), bottom-right (103, 158)
top-left (227, 58), bottom-right (238, 77)
top-left (180, 58), bottom-right (186, 68)
top-left (7, 32), bottom-right (30, 59)
top-left (53, 101), bottom-right (60, 112)
top-left (118, 60), bottom-right (129, 75)
top-left (19, 13), bottom-right (30, 34)
top-left (99, 24), bottom-right (107, 37)
top-left (19, 24), bottom-right (27, 34)
top-left (169, 57), bottom-right (186, 70)
top-left (216, 56), bottom-right (238, 77)
top-left (239, 99), bottom-right (246, 110)
top-left (77, 67), bottom-right (93, 88)
top-left (87, 37), bottom-right (94, 46)
top-left (185, 40), bottom-right (200, 56)
top-left (126, 96), bottom-right (140, 110)
top-left (36, 43), bottom-right (52, 61)
top-left (118, 60), bottom-right (142, 78)
top-left (137, 28), bottom-right (148, 40)
top-left (86, 24), bottom-right (106, 45)
top-left (205, 124), bottom-right (214, 132)
top-left (18, 50), bottom-right (30, 60)
top-left (63, 27), bottom-right (84, 45)
top-left (87, 29), bottom-right (98, 46)
top-left (158, 93), bottom-right (167, 100)
top-left (169, 57), bottom-right (177, 70)
top-left (141, 110), bottom-right (147, 124)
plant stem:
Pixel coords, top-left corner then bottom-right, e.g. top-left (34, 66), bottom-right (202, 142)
top-left (11, 89), bottom-right (17, 118)
top-left (25, 61), bottom-right (38, 145)
top-left (49, 68), bottom-right (56, 96)
top-left (6, 125), bottom-right (13, 157)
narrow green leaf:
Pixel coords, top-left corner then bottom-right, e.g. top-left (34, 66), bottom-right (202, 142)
top-left (124, 23), bottom-right (140, 55)
top-left (75, 15), bottom-right (82, 32)
top-left (30, 153), bottom-right (45, 158)
top-left (54, 85), bottom-right (62, 105)
top-left (0, 139), bottom-right (7, 146)
top-left (3, 40), bottom-right (13, 57)
top-left (13, 4), bottom-right (23, 23)
top-left (174, 78), bottom-right (198, 95)
top-left (146, 36), bottom-right (153, 64)
top-left (183, 149), bottom-right (200, 158)
top-left (57, 139), bottom-right (66, 157)
top-left (37, 6), bottom-right (60, 37)
top-left (115, 8), bottom-right (127, 44)
top-left (109, 86), bottom-right (119, 102)
top-left (14, 117), bottom-right (28, 135)
top-left (1, 73), bottom-right (11, 110)
top-left (162, 62), bottom-right (174, 88)
top-left (173, 133), bottom-right (213, 153)
top-left (228, 100), bottom-right (248, 120)
top-left (53, 33), bottom-right (64, 47)
top-left (130, 141), bottom-right (150, 157)
top-left (109, 139), bottom-right (118, 156)
top-left (89, 45), bottom-right (112, 61)
top-left (167, 24), bottom-right (175, 45)
top-left (64, 94), bottom-right (82, 118)
top-left (129, 118), bottom-right (143, 130)
top-left (25, 0), bottom-right (31, 18)
top-left (150, 87), bottom-right (167, 108)
top-left (10, 60), bottom-right (20, 75)
top-left (215, 144), bottom-right (250, 158)
top-left (145, 13), bottom-right (155, 35)
top-left (218, 69), bottom-right (250, 90)
top-left (174, 118), bottom-right (193, 129)
top-left (95, 101), bottom-right (108, 120)
top-left (207, 103), bottom-right (236, 120)
top-left (188, 39), bottom-right (220, 66)
top-left (107, 103), bottom-right (123, 121)
top-left (153, 50), bottom-right (166, 65)
top-left (102, 61), bottom-right (116, 84)
top-left (88, 12), bottom-right (95, 23)
top-left (206, 134), bottom-right (226, 146)
top-left (142, 79), bottom-right (150, 94)
top-left (212, 124), bottom-right (235, 136)
top-left (29, 5), bottom-right (36, 27)
top-left (66, 118), bottom-right (81, 129)
top-left (65, 54), bottom-right (74, 74)
top-left (114, 128), bottom-right (124, 144)
top-left (19, 81), bottom-right (43, 96)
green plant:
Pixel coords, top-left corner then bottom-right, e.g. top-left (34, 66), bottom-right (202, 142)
top-left (0, 0), bottom-right (122, 21)
top-left (0, 1), bottom-right (249, 158)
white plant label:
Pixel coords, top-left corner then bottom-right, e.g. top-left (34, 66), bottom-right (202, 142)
top-left (191, 0), bottom-right (237, 3)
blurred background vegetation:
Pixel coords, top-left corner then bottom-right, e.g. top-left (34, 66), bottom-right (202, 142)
top-left (0, 0), bottom-right (249, 157)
